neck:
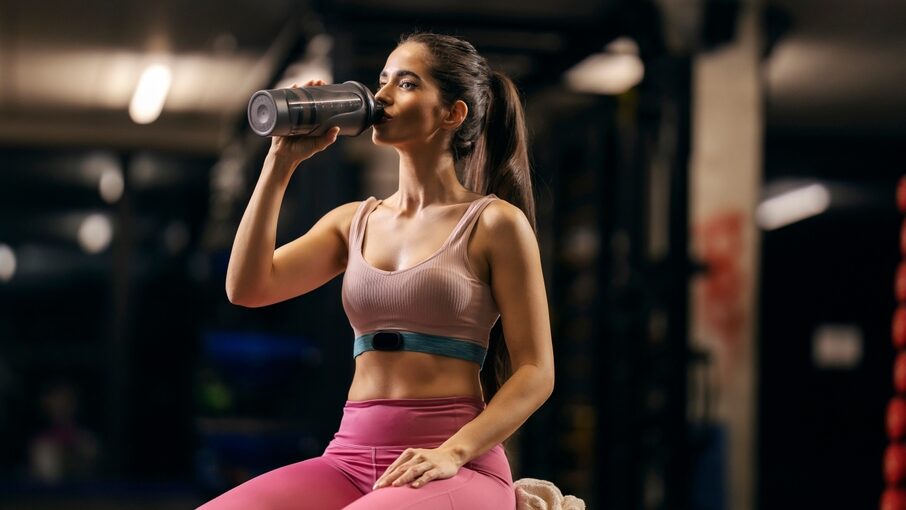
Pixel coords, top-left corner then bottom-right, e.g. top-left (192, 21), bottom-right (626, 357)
top-left (391, 144), bottom-right (470, 214)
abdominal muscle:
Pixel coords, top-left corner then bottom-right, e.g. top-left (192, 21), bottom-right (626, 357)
top-left (347, 351), bottom-right (485, 401)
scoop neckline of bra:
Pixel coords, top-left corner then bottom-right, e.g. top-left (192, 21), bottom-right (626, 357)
top-left (357, 194), bottom-right (496, 275)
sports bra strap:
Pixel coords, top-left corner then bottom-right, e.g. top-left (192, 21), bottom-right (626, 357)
top-left (447, 194), bottom-right (498, 246)
top-left (351, 194), bottom-right (498, 250)
top-left (350, 197), bottom-right (378, 249)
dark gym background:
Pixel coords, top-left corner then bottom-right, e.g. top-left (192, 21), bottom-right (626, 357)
top-left (0, 0), bottom-right (903, 508)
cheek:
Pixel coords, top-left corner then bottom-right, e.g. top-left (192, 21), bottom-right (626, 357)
top-left (397, 99), bottom-right (429, 121)
top-left (399, 95), bottom-right (442, 125)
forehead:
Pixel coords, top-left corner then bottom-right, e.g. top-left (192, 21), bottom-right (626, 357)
top-left (381, 42), bottom-right (431, 78)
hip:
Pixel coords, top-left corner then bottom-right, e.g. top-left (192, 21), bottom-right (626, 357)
top-left (323, 395), bottom-right (513, 488)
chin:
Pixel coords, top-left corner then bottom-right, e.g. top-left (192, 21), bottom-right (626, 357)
top-left (371, 129), bottom-right (405, 147)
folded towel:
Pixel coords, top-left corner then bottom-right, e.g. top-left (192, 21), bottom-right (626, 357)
top-left (514, 478), bottom-right (586, 510)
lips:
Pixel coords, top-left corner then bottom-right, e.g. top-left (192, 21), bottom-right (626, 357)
top-left (375, 113), bottom-right (393, 125)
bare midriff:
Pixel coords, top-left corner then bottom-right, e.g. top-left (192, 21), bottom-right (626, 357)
top-left (347, 351), bottom-right (484, 401)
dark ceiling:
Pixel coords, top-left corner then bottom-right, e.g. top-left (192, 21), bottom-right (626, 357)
top-left (0, 0), bottom-right (634, 155)
top-left (1, 0), bottom-right (900, 154)
top-left (764, 0), bottom-right (906, 135)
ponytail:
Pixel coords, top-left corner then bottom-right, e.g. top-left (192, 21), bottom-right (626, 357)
top-left (464, 70), bottom-right (537, 409)
top-left (464, 71), bottom-right (536, 230)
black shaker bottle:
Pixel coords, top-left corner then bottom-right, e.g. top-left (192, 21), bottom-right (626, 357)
top-left (247, 81), bottom-right (384, 137)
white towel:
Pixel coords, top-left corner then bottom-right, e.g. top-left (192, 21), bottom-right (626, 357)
top-left (514, 478), bottom-right (586, 510)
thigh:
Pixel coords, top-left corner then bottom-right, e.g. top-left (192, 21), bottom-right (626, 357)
top-left (196, 456), bottom-right (364, 510)
top-left (341, 468), bottom-right (516, 510)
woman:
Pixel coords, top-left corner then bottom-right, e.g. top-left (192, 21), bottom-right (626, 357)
top-left (204, 31), bottom-right (554, 509)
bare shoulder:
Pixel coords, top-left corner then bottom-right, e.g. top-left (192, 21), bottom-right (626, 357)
top-left (480, 198), bottom-right (532, 235)
top-left (476, 198), bottom-right (536, 261)
top-left (325, 200), bottom-right (365, 250)
top-left (330, 200), bottom-right (364, 231)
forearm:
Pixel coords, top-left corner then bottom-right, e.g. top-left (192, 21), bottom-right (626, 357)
top-left (439, 364), bottom-right (553, 466)
top-left (225, 152), bottom-right (298, 304)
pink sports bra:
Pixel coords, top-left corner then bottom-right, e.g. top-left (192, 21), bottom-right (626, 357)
top-left (341, 194), bottom-right (501, 363)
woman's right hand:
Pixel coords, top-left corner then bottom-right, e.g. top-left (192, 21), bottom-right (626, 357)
top-left (267, 79), bottom-right (341, 164)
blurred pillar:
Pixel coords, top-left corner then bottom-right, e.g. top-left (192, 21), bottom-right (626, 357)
top-left (105, 152), bottom-right (136, 473)
top-left (689, 4), bottom-right (763, 510)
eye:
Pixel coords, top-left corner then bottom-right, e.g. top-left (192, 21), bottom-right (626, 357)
top-left (400, 81), bottom-right (416, 90)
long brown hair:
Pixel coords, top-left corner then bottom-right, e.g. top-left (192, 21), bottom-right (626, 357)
top-left (399, 31), bottom-right (537, 404)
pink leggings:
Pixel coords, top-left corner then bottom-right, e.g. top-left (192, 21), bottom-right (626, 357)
top-left (196, 396), bottom-right (515, 509)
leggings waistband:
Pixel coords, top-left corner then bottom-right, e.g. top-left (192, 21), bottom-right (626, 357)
top-left (344, 395), bottom-right (486, 408)
top-left (332, 395), bottom-right (486, 448)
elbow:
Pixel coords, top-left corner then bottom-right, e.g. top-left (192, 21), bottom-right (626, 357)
top-left (542, 366), bottom-right (555, 399)
top-left (528, 364), bottom-right (554, 400)
top-left (226, 288), bottom-right (246, 307)
top-left (224, 270), bottom-right (242, 305)
top-left (229, 295), bottom-right (262, 308)
top-left (225, 283), bottom-right (239, 305)
top-left (225, 263), bottom-right (273, 308)
top-left (225, 283), bottom-right (261, 308)
top-left (225, 268), bottom-right (265, 307)
top-left (521, 363), bottom-right (554, 399)
top-left (225, 280), bottom-right (243, 305)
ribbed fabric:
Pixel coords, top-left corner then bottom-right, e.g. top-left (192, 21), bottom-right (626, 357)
top-left (341, 194), bottom-right (501, 353)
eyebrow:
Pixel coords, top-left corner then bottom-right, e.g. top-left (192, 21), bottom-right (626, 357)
top-left (378, 70), bottom-right (423, 81)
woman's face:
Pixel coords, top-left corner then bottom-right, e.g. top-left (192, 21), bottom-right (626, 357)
top-left (371, 42), bottom-right (452, 148)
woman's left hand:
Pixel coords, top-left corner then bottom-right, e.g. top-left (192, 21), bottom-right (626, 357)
top-left (374, 447), bottom-right (464, 489)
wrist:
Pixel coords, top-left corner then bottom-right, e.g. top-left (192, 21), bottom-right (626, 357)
top-left (264, 151), bottom-right (302, 181)
top-left (438, 443), bottom-right (471, 469)
top-left (266, 148), bottom-right (303, 166)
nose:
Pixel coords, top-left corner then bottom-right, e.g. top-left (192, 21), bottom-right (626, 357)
top-left (374, 84), bottom-right (392, 106)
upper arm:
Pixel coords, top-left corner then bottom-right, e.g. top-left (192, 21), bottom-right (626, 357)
top-left (247, 200), bottom-right (360, 307)
top-left (484, 201), bottom-right (555, 388)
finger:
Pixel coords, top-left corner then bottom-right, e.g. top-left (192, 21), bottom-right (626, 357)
top-left (410, 468), bottom-right (439, 488)
top-left (378, 460), bottom-right (414, 487)
top-left (391, 462), bottom-right (433, 487)
top-left (314, 127), bottom-right (340, 152)
top-left (376, 449), bottom-right (416, 486)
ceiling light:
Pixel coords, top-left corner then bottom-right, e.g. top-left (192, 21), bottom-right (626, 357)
top-left (0, 244), bottom-right (16, 283)
top-left (564, 37), bottom-right (645, 95)
top-left (130, 64), bottom-right (172, 124)
top-left (756, 183), bottom-right (830, 230)
top-left (98, 166), bottom-right (124, 204)
top-left (78, 214), bottom-right (113, 254)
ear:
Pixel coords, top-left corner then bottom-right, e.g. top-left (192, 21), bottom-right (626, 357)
top-left (441, 100), bottom-right (468, 131)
